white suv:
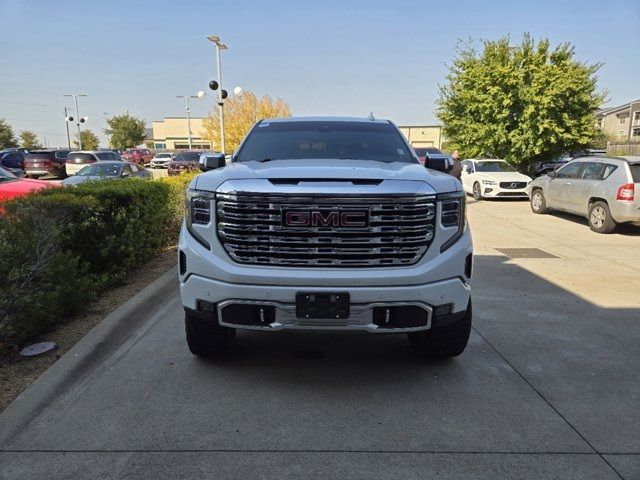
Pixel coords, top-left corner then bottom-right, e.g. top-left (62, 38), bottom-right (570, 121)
top-left (179, 117), bottom-right (473, 358)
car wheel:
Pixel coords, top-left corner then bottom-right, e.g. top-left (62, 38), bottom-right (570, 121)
top-left (588, 201), bottom-right (616, 234)
top-left (407, 300), bottom-right (472, 358)
top-left (472, 182), bottom-right (483, 201)
top-left (530, 189), bottom-right (548, 214)
top-left (185, 311), bottom-right (236, 357)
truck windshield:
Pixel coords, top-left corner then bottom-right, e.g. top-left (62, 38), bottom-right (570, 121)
top-left (235, 121), bottom-right (416, 163)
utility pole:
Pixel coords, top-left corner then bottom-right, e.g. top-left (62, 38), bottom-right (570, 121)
top-left (64, 93), bottom-right (87, 149)
top-left (176, 95), bottom-right (198, 149)
top-left (64, 107), bottom-right (71, 148)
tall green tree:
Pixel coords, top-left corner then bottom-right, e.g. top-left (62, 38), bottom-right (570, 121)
top-left (437, 34), bottom-right (605, 169)
top-left (0, 118), bottom-right (18, 149)
top-left (19, 131), bottom-right (42, 150)
top-left (73, 130), bottom-right (100, 150)
top-left (104, 113), bottom-right (146, 149)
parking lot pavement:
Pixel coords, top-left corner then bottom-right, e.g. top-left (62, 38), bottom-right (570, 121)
top-left (1, 199), bottom-right (638, 479)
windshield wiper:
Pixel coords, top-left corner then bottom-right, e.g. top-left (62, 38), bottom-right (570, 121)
top-left (257, 158), bottom-right (276, 163)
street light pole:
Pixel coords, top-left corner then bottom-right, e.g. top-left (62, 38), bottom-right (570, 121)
top-left (207, 35), bottom-right (228, 154)
top-left (64, 93), bottom-right (87, 149)
top-left (64, 107), bottom-right (71, 149)
top-left (176, 95), bottom-right (198, 149)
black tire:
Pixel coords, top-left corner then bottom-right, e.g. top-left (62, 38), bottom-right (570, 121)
top-left (530, 188), bottom-right (549, 214)
top-left (588, 201), bottom-right (616, 234)
top-left (472, 182), bottom-right (483, 201)
top-left (185, 313), bottom-right (236, 357)
top-left (407, 301), bottom-right (472, 358)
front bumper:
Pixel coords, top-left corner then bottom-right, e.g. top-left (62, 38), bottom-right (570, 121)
top-left (482, 185), bottom-right (529, 198)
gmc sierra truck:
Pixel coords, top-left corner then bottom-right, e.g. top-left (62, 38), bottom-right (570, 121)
top-left (179, 117), bottom-right (473, 358)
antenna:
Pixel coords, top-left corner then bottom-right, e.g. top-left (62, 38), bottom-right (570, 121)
top-left (367, 112), bottom-right (376, 121)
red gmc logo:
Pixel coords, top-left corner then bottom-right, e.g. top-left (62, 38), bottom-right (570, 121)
top-left (282, 209), bottom-right (369, 228)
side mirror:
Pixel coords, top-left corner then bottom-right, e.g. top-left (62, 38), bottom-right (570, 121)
top-left (428, 157), bottom-right (453, 174)
top-left (199, 153), bottom-right (226, 171)
top-left (548, 170), bottom-right (557, 179)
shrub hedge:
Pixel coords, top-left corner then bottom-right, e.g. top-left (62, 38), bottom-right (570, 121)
top-left (0, 174), bottom-right (197, 350)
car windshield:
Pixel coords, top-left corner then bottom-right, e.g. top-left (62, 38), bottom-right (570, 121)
top-left (235, 121), bottom-right (415, 163)
top-left (414, 147), bottom-right (442, 156)
top-left (0, 166), bottom-right (17, 181)
top-left (156, 153), bottom-right (171, 158)
top-left (476, 161), bottom-right (517, 172)
top-left (93, 163), bottom-right (122, 176)
top-left (176, 152), bottom-right (200, 162)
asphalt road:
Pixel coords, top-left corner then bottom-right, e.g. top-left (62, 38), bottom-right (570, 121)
top-left (1, 199), bottom-right (639, 479)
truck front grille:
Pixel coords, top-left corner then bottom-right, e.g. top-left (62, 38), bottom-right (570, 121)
top-left (216, 193), bottom-right (436, 267)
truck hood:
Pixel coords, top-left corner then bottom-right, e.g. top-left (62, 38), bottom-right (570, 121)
top-left (193, 159), bottom-right (460, 193)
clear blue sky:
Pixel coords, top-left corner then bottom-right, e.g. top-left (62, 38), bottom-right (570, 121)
top-left (1, 0), bottom-right (638, 147)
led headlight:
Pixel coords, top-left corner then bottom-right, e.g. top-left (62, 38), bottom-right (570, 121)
top-left (439, 191), bottom-right (467, 253)
top-left (185, 189), bottom-right (215, 249)
top-left (481, 179), bottom-right (497, 185)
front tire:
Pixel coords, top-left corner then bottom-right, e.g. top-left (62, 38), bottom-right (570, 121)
top-left (530, 189), bottom-right (549, 214)
top-left (588, 201), bottom-right (616, 234)
top-left (407, 301), bottom-right (472, 358)
top-left (185, 312), bottom-right (236, 357)
top-left (472, 182), bottom-right (483, 201)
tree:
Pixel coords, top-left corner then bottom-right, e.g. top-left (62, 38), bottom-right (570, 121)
top-left (437, 34), bottom-right (605, 169)
top-left (104, 113), bottom-right (146, 149)
top-left (202, 91), bottom-right (291, 152)
top-left (19, 131), bottom-right (42, 150)
top-left (73, 130), bottom-right (100, 150)
top-left (0, 118), bottom-right (18, 149)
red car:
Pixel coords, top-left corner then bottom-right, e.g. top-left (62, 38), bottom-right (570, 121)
top-left (121, 148), bottom-right (152, 166)
top-left (0, 166), bottom-right (54, 202)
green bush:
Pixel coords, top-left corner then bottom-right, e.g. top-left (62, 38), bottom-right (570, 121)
top-left (0, 176), bottom-right (191, 349)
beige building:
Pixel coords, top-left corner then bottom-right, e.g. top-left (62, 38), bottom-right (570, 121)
top-left (596, 100), bottom-right (640, 142)
top-left (398, 125), bottom-right (443, 148)
top-left (151, 117), bottom-right (212, 150)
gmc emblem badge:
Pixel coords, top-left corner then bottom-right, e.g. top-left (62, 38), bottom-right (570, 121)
top-left (282, 209), bottom-right (370, 228)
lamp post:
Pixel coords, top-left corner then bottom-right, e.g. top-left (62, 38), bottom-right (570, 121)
top-left (64, 93), bottom-right (87, 149)
top-left (176, 95), bottom-right (198, 149)
top-left (206, 35), bottom-right (228, 153)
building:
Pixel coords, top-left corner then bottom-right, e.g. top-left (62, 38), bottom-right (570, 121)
top-left (397, 125), bottom-right (443, 149)
top-left (150, 117), bottom-right (212, 150)
top-left (596, 100), bottom-right (640, 142)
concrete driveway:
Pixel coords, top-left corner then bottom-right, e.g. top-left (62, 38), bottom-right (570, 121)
top-left (1, 199), bottom-right (638, 479)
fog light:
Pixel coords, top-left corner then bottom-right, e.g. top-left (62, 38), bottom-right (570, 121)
top-left (484, 188), bottom-right (493, 194)
top-left (434, 304), bottom-right (452, 317)
top-left (196, 299), bottom-right (216, 313)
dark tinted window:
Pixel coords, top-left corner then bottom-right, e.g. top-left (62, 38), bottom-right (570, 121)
top-left (414, 147), bottom-right (442, 156)
top-left (475, 161), bottom-right (516, 172)
top-left (96, 152), bottom-right (115, 161)
top-left (27, 152), bottom-right (54, 160)
top-left (556, 162), bottom-right (583, 179)
top-left (236, 121), bottom-right (415, 163)
top-left (629, 164), bottom-right (640, 182)
top-left (54, 151), bottom-right (70, 160)
top-left (68, 153), bottom-right (96, 163)
top-left (176, 152), bottom-right (200, 162)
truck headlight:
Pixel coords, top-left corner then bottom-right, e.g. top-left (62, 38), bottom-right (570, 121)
top-left (481, 179), bottom-right (497, 185)
top-left (185, 189), bottom-right (214, 249)
top-left (439, 191), bottom-right (467, 253)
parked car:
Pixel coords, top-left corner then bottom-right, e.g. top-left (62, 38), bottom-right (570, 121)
top-left (65, 150), bottom-right (123, 176)
top-left (533, 150), bottom-right (607, 177)
top-left (528, 156), bottom-right (640, 233)
top-left (460, 159), bottom-right (532, 200)
top-left (121, 148), bottom-right (152, 166)
top-left (0, 150), bottom-right (27, 177)
top-left (0, 166), bottom-right (54, 201)
top-left (150, 152), bottom-right (175, 169)
top-left (62, 161), bottom-right (150, 186)
top-left (414, 146), bottom-right (443, 165)
top-left (168, 151), bottom-right (201, 176)
top-left (24, 149), bottom-right (71, 179)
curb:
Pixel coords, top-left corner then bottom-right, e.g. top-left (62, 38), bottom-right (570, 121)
top-left (0, 266), bottom-right (179, 447)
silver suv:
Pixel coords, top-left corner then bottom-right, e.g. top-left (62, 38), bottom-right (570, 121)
top-left (528, 156), bottom-right (640, 233)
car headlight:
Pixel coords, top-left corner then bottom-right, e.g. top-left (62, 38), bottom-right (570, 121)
top-left (439, 191), bottom-right (467, 253)
top-left (185, 189), bottom-right (214, 249)
top-left (481, 179), bottom-right (497, 185)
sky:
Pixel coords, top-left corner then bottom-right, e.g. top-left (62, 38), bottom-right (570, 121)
top-left (0, 0), bottom-right (638, 147)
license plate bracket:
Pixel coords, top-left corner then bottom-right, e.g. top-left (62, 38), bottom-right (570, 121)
top-left (296, 292), bottom-right (350, 319)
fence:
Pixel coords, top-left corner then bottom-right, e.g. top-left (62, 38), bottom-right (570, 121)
top-left (607, 142), bottom-right (640, 156)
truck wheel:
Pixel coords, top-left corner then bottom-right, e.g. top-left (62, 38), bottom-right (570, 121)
top-left (472, 182), bottom-right (483, 201)
top-left (407, 301), bottom-right (472, 358)
top-left (588, 201), bottom-right (616, 234)
top-left (530, 189), bottom-right (548, 214)
top-left (185, 313), bottom-right (236, 357)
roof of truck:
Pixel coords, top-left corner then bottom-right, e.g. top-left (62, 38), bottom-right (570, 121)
top-left (259, 116), bottom-right (391, 124)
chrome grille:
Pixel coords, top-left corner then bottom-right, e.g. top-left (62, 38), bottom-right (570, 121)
top-left (216, 194), bottom-right (436, 267)
top-left (499, 181), bottom-right (527, 189)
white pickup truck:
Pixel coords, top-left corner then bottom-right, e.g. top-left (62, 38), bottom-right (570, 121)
top-left (179, 117), bottom-right (473, 358)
